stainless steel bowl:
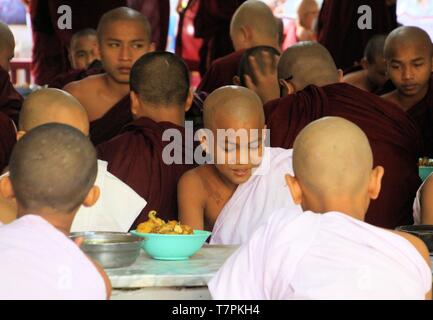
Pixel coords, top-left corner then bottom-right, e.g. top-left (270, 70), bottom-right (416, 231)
top-left (395, 225), bottom-right (433, 253)
top-left (70, 232), bottom-right (143, 269)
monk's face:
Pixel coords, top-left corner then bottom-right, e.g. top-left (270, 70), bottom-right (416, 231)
top-left (99, 20), bottom-right (153, 84)
top-left (69, 35), bottom-right (100, 70)
top-left (386, 42), bottom-right (433, 97)
top-left (0, 41), bottom-right (14, 72)
top-left (209, 115), bottom-right (265, 185)
top-left (366, 56), bottom-right (388, 88)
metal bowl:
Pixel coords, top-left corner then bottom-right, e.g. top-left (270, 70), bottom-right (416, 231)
top-left (70, 232), bottom-right (143, 269)
top-left (395, 225), bottom-right (433, 253)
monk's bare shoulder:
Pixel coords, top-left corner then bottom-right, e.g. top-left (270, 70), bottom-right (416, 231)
top-left (63, 74), bottom-right (105, 98)
top-left (381, 90), bottom-right (399, 104)
top-left (178, 166), bottom-right (207, 203)
top-left (343, 70), bottom-right (367, 91)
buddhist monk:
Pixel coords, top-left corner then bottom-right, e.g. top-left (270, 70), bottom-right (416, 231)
top-left (343, 35), bottom-right (389, 94)
top-left (382, 26), bottom-right (433, 158)
top-left (97, 52), bottom-right (195, 228)
top-left (0, 123), bottom-right (111, 299)
top-left (64, 7), bottom-right (155, 145)
top-left (233, 45), bottom-right (281, 103)
top-left (178, 86), bottom-right (301, 244)
top-left (0, 22), bottom-right (22, 124)
top-left (0, 88), bottom-right (146, 231)
top-left (197, 0), bottom-right (279, 94)
top-left (317, 0), bottom-right (397, 70)
top-left (251, 41), bottom-right (421, 228)
top-left (209, 117), bottom-right (432, 300)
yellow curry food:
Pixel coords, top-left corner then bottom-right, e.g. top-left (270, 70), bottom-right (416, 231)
top-left (136, 211), bottom-right (194, 235)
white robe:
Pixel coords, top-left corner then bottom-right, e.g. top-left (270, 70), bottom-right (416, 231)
top-left (210, 147), bottom-right (302, 245)
top-left (208, 209), bottom-right (432, 300)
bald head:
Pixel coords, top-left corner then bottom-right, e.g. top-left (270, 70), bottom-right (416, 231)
top-left (384, 26), bottom-right (433, 60)
top-left (292, 117), bottom-right (373, 199)
top-left (20, 89), bottom-right (89, 135)
top-left (203, 86), bottom-right (264, 130)
top-left (0, 22), bottom-right (15, 71)
top-left (97, 7), bottom-right (151, 42)
top-left (9, 123), bottom-right (97, 213)
top-left (364, 34), bottom-right (387, 64)
top-left (278, 41), bottom-right (339, 91)
top-left (230, 1), bottom-right (279, 51)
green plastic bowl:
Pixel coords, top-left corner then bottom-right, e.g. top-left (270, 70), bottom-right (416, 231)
top-left (130, 230), bottom-right (212, 260)
top-left (419, 166), bottom-right (433, 182)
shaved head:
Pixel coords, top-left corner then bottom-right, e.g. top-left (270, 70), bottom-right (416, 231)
top-left (384, 26), bottom-right (433, 60)
top-left (20, 89), bottom-right (89, 135)
top-left (230, 1), bottom-right (279, 50)
top-left (278, 41), bottom-right (339, 91)
top-left (9, 123), bottom-right (97, 213)
top-left (292, 117), bottom-right (373, 198)
top-left (0, 22), bottom-right (15, 71)
top-left (203, 86), bottom-right (264, 130)
top-left (97, 7), bottom-right (151, 42)
top-left (364, 34), bottom-right (387, 64)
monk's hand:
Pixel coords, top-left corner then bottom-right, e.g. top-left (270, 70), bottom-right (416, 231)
top-left (244, 52), bottom-right (280, 104)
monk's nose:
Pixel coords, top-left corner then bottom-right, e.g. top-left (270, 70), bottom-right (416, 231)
top-left (119, 45), bottom-right (132, 61)
top-left (402, 66), bottom-right (414, 80)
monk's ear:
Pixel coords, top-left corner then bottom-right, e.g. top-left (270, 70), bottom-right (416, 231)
top-left (337, 69), bottom-right (344, 83)
top-left (285, 174), bottom-right (302, 205)
top-left (0, 176), bottom-right (15, 201)
top-left (130, 91), bottom-right (140, 117)
top-left (16, 130), bottom-right (26, 141)
top-left (279, 79), bottom-right (295, 96)
top-left (360, 57), bottom-right (368, 70)
top-left (82, 185), bottom-right (100, 208)
top-left (232, 75), bottom-right (241, 86)
top-left (184, 88), bottom-right (193, 112)
top-left (368, 165), bottom-right (384, 200)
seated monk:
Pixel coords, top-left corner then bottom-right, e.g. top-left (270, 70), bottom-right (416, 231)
top-left (64, 7), bottom-right (155, 145)
top-left (253, 42), bottom-right (421, 228)
top-left (209, 117), bottom-right (432, 300)
top-left (178, 86), bottom-right (301, 245)
top-left (49, 29), bottom-right (104, 89)
top-left (0, 22), bottom-right (22, 124)
top-left (0, 88), bottom-right (146, 231)
top-left (413, 172), bottom-right (433, 225)
top-left (0, 123), bottom-right (111, 299)
top-left (382, 26), bottom-right (433, 158)
top-left (197, 0), bottom-right (280, 94)
top-left (234, 45), bottom-right (281, 104)
top-left (97, 52), bottom-right (195, 228)
top-left (343, 35), bottom-right (389, 94)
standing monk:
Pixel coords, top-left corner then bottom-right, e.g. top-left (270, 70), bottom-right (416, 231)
top-left (64, 7), bottom-right (155, 145)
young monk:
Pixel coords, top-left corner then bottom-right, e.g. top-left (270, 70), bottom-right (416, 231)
top-left (0, 88), bottom-right (146, 232)
top-left (177, 86), bottom-right (301, 245)
top-left (97, 52), bottom-right (195, 228)
top-left (197, 0), bottom-right (280, 94)
top-left (343, 35), bottom-right (389, 94)
top-left (0, 123), bottom-right (111, 299)
top-left (249, 41), bottom-right (422, 228)
top-left (209, 117), bottom-right (432, 300)
top-left (0, 22), bottom-right (22, 124)
top-left (382, 26), bottom-right (433, 157)
top-left (64, 7), bottom-right (155, 145)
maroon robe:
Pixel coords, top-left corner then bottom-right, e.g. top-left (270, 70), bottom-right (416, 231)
top-left (127, 0), bottom-right (170, 50)
top-left (194, 0), bottom-right (246, 75)
top-left (407, 78), bottom-right (433, 158)
top-left (265, 83), bottom-right (422, 228)
top-left (317, 0), bottom-right (397, 70)
top-left (0, 112), bottom-right (17, 173)
top-left (97, 117), bottom-right (197, 228)
top-left (89, 95), bottom-right (133, 146)
top-left (48, 60), bottom-right (104, 89)
top-left (197, 50), bottom-right (244, 94)
top-left (0, 67), bottom-right (23, 125)
top-left (30, 0), bottom-right (125, 85)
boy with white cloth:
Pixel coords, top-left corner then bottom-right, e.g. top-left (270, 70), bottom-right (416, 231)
top-left (209, 117), bottom-right (432, 300)
top-left (0, 88), bottom-right (146, 231)
top-left (178, 86), bottom-right (301, 245)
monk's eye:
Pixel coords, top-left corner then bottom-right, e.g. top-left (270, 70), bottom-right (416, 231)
top-left (132, 43), bottom-right (144, 49)
top-left (108, 42), bottom-right (120, 48)
top-left (414, 63), bottom-right (424, 68)
top-left (390, 64), bottom-right (400, 69)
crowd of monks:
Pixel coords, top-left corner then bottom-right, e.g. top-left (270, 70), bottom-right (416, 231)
top-left (0, 0), bottom-right (432, 300)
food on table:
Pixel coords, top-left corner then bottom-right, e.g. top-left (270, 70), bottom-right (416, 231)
top-left (136, 211), bottom-right (193, 235)
top-left (419, 157), bottom-right (433, 166)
